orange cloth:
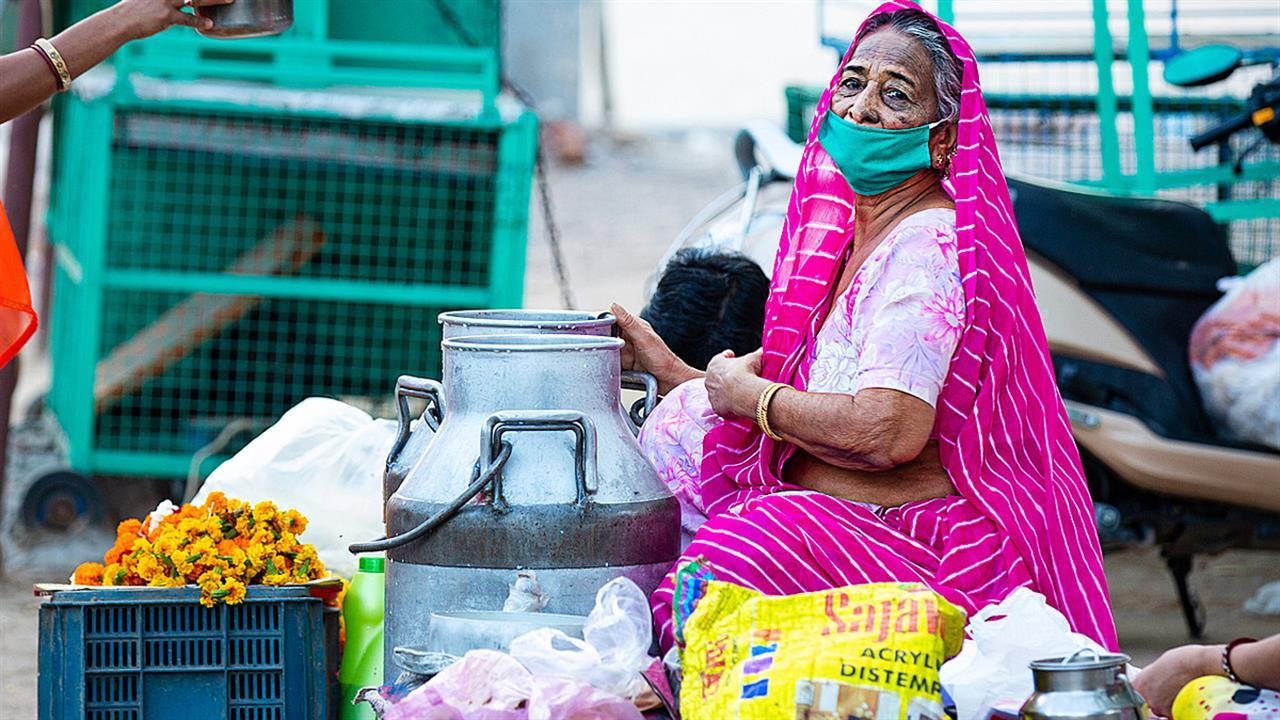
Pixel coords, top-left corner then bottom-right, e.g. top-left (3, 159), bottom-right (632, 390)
top-left (0, 201), bottom-right (37, 367)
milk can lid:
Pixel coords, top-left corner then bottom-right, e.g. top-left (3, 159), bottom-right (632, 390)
top-left (359, 556), bottom-right (385, 573)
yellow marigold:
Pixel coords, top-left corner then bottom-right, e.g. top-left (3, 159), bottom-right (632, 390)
top-left (133, 552), bottom-right (162, 580)
top-left (102, 563), bottom-right (126, 587)
top-left (280, 509), bottom-right (307, 535)
top-left (222, 577), bottom-right (247, 605)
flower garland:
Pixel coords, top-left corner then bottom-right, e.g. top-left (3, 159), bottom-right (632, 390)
top-left (73, 492), bottom-right (327, 607)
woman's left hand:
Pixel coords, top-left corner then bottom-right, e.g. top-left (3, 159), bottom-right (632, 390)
top-left (705, 349), bottom-right (769, 418)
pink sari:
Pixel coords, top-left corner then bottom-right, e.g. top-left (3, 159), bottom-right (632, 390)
top-left (650, 2), bottom-right (1117, 651)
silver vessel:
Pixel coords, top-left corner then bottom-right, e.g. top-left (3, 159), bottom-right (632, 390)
top-left (364, 334), bottom-right (680, 675)
top-left (195, 0), bottom-right (293, 38)
top-left (384, 310), bottom-right (655, 503)
top-left (1021, 650), bottom-right (1145, 720)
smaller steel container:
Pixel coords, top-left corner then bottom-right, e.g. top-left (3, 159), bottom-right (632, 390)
top-left (423, 611), bottom-right (586, 656)
top-left (1021, 649), bottom-right (1145, 720)
top-left (196, 0), bottom-right (293, 38)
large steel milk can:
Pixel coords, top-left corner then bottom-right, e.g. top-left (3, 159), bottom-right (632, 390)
top-left (383, 310), bottom-right (656, 503)
top-left (361, 333), bottom-right (680, 675)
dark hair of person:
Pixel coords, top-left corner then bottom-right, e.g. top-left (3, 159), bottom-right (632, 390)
top-left (641, 249), bottom-right (770, 371)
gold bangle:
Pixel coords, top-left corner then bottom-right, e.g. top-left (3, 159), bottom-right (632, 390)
top-left (755, 382), bottom-right (788, 442)
top-left (32, 38), bottom-right (72, 93)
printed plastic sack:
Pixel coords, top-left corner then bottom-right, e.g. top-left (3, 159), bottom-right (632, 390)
top-left (1189, 258), bottom-right (1280, 450)
top-left (938, 587), bottom-right (1108, 720)
top-left (194, 397), bottom-right (395, 578)
top-left (383, 649), bottom-right (643, 720)
top-left (509, 577), bottom-right (654, 699)
top-left (680, 581), bottom-right (965, 720)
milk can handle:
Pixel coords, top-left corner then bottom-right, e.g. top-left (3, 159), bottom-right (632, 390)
top-left (620, 370), bottom-right (658, 432)
top-left (386, 375), bottom-right (445, 470)
top-left (481, 410), bottom-right (599, 511)
top-left (603, 310), bottom-right (660, 431)
top-left (1061, 648), bottom-right (1101, 664)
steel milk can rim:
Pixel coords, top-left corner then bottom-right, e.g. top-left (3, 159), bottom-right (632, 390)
top-left (438, 309), bottom-right (616, 334)
top-left (1028, 649), bottom-right (1132, 673)
top-left (442, 333), bottom-right (626, 353)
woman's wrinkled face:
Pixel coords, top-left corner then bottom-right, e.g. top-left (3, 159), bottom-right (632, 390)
top-left (830, 28), bottom-right (940, 129)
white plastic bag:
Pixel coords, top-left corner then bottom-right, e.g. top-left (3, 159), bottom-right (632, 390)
top-left (193, 397), bottom-right (396, 579)
top-left (939, 588), bottom-right (1108, 720)
top-left (1190, 258), bottom-right (1280, 450)
top-left (508, 577), bottom-right (654, 699)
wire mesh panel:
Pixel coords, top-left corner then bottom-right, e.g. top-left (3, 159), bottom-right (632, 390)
top-left (94, 291), bottom-right (446, 458)
top-left (107, 111), bottom-right (501, 286)
top-left (48, 88), bottom-right (537, 478)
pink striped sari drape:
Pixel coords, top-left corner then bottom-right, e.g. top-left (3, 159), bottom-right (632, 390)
top-left (661, 2), bottom-right (1117, 650)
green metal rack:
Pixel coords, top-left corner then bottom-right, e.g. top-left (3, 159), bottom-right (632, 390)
top-left (793, 0), bottom-right (1280, 268)
top-left (46, 38), bottom-right (537, 479)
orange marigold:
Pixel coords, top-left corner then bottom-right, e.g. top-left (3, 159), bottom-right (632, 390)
top-left (73, 562), bottom-right (105, 585)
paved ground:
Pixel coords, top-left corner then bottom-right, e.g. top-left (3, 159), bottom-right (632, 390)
top-left (2, 131), bottom-right (1278, 718)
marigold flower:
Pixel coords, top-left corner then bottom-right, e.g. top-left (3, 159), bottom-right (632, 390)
top-left (73, 562), bottom-right (105, 585)
top-left (71, 494), bottom-right (325, 604)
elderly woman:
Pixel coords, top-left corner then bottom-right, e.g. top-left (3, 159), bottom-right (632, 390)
top-left (615, 1), bottom-right (1118, 651)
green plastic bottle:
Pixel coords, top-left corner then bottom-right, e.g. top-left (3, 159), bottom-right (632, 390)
top-left (339, 556), bottom-right (385, 720)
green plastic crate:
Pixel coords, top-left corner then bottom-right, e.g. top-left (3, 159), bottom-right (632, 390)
top-left (46, 50), bottom-right (537, 480)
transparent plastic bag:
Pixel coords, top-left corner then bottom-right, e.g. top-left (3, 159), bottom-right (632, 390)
top-left (508, 577), bottom-right (654, 699)
top-left (1189, 258), bottom-right (1280, 450)
top-left (939, 588), bottom-right (1109, 720)
top-left (193, 397), bottom-right (396, 578)
top-left (382, 649), bottom-right (643, 720)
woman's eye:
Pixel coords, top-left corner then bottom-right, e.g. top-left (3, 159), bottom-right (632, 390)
top-left (885, 88), bottom-right (907, 101)
top-left (840, 77), bottom-right (863, 91)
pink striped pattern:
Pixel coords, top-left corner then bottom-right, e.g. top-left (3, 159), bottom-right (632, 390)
top-left (686, 2), bottom-right (1117, 650)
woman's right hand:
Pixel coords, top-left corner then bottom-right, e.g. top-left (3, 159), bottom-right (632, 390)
top-left (611, 303), bottom-right (699, 395)
top-left (108, 0), bottom-right (235, 40)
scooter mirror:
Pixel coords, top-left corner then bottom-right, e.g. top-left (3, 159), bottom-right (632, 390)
top-left (1164, 45), bottom-right (1243, 87)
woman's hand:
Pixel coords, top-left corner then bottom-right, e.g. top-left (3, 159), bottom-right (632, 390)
top-left (611, 304), bottom-right (699, 395)
top-left (107, 0), bottom-right (235, 40)
top-left (705, 349), bottom-right (770, 419)
top-left (1132, 644), bottom-right (1222, 717)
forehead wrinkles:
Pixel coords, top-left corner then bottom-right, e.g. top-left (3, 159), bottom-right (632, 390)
top-left (846, 31), bottom-right (930, 84)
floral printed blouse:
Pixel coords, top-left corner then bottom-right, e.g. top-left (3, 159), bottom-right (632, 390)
top-left (807, 207), bottom-right (964, 410)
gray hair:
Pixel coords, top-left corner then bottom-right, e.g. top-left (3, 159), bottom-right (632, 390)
top-left (854, 9), bottom-right (963, 122)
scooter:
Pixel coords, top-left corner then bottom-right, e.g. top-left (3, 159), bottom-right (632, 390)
top-left (650, 44), bottom-right (1280, 638)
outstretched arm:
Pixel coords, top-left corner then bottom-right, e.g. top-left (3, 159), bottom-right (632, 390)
top-left (1, 0), bottom-right (231, 124)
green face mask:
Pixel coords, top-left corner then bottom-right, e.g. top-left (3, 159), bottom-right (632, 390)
top-left (817, 110), bottom-right (945, 196)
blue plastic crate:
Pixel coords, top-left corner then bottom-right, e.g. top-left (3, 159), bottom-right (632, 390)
top-left (38, 585), bottom-right (328, 720)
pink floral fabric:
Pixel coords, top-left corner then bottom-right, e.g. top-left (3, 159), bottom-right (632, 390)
top-left (640, 208), bottom-right (963, 545)
top-left (807, 208), bottom-right (963, 407)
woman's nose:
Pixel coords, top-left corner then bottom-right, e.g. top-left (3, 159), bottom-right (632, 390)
top-left (846, 90), bottom-right (881, 126)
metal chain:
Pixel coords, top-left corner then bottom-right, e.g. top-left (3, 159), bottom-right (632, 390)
top-left (428, 0), bottom-right (577, 309)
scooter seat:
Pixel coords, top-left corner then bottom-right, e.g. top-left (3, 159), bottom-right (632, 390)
top-left (1008, 175), bottom-right (1240, 446)
top-left (1008, 175), bottom-right (1236, 296)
